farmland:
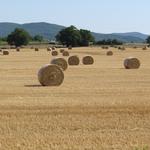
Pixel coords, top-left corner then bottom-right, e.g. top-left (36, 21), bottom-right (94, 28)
top-left (0, 47), bottom-right (150, 149)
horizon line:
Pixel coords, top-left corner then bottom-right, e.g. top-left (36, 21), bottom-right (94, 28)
top-left (0, 21), bottom-right (149, 35)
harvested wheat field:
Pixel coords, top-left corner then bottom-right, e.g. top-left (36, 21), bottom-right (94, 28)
top-left (0, 47), bottom-right (150, 149)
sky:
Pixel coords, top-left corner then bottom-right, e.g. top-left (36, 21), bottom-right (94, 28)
top-left (0, 0), bottom-right (149, 34)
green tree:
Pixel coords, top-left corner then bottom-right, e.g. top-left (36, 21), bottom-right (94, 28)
top-left (7, 28), bottom-right (31, 47)
top-left (96, 39), bottom-right (123, 45)
top-left (0, 37), bottom-right (7, 42)
top-left (80, 29), bottom-right (95, 46)
top-left (146, 36), bottom-right (150, 44)
top-left (33, 35), bottom-right (44, 42)
top-left (56, 25), bottom-right (81, 47)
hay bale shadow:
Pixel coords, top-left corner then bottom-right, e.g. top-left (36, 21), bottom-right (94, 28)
top-left (24, 85), bottom-right (42, 87)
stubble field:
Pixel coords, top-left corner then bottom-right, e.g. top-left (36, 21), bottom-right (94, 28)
top-left (0, 47), bottom-right (150, 150)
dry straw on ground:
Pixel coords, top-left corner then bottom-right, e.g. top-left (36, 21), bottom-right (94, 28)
top-left (51, 51), bottom-right (58, 56)
top-left (3, 50), bottom-right (9, 55)
top-left (51, 58), bottom-right (68, 71)
top-left (106, 51), bottom-right (113, 56)
top-left (0, 46), bottom-right (149, 149)
top-left (35, 48), bottom-right (39, 51)
top-left (68, 55), bottom-right (80, 65)
top-left (62, 51), bottom-right (69, 57)
top-left (16, 47), bottom-right (20, 52)
top-left (124, 57), bottom-right (140, 69)
top-left (38, 64), bottom-right (64, 86)
top-left (82, 56), bottom-right (94, 65)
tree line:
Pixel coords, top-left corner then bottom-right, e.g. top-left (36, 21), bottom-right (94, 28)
top-left (0, 28), bottom-right (45, 46)
top-left (95, 39), bottom-right (123, 45)
top-left (0, 26), bottom-right (95, 47)
top-left (56, 25), bottom-right (95, 47)
top-left (0, 26), bottom-right (150, 47)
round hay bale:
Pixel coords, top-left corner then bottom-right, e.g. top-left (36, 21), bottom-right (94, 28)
top-left (68, 45), bottom-right (72, 50)
top-left (124, 57), bottom-right (140, 69)
top-left (3, 50), bottom-right (9, 55)
top-left (51, 58), bottom-right (68, 71)
top-left (102, 46), bottom-right (109, 49)
top-left (82, 56), bottom-right (94, 65)
top-left (47, 47), bottom-right (52, 51)
top-left (68, 55), bottom-right (80, 66)
top-left (52, 46), bottom-right (56, 50)
top-left (60, 49), bottom-right (65, 53)
top-left (51, 51), bottom-right (58, 56)
top-left (62, 51), bottom-right (69, 57)
top-left (38, 64), bottom-right (64, 86)
top-left (106, 51), bottom-right (113, 56)
top-left (118, 47), bottom-right (125, 51)
top-left (35, 48), bottom-right (39, 51)
top-left (16, 47), bottom-right (20, 52)
top-left (143, 47), bottom-right (147, 50)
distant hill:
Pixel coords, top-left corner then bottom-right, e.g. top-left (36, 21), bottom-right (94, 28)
top-left (0, 23), bottom-right (21, 37)
top-left (92, 32), bottom-right (148, 43)
top-left (22, 22), bottom-right (65, 40)
top-left (0, 22), bottom-right (65, 40)
top-left (0, 22), bottom-right (149, 43)
top-left (112, 32), bottom-right (148, 40)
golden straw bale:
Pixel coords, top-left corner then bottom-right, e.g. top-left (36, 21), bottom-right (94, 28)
top-left (106, 51), bottom-right (113, 56)
top-left (142, 47), bottom-right (147, 50)
top-left (62, 51), bottom-right (69, 57)
top-left (60, 49), bottom-right (65, 53)
top-left (124, 57), bottom-right (140, 69)
top-left (3, 50), bottom-right (9, 55)
top-left (38, 64), bottom-right (64, 86)
top-left (52, 47), bottom-right (56, 50)
top-left (16, 47), bottom-right (20, 52)
top-left (51, 51), bottom-right (58, 56)
top-left (68, 45), bottom-right (72, 50)
top-left (35, 48), bottom-right (39, 51)
top-left (68, 55), bottom-right (80, 65)
top-left (51, 58), bottom-right (68, 71)
top-left (82, 56), bottom-right (94, 65)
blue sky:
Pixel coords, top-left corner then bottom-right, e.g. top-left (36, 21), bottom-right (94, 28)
top-left (0, 0), bottom-right (149, 34)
